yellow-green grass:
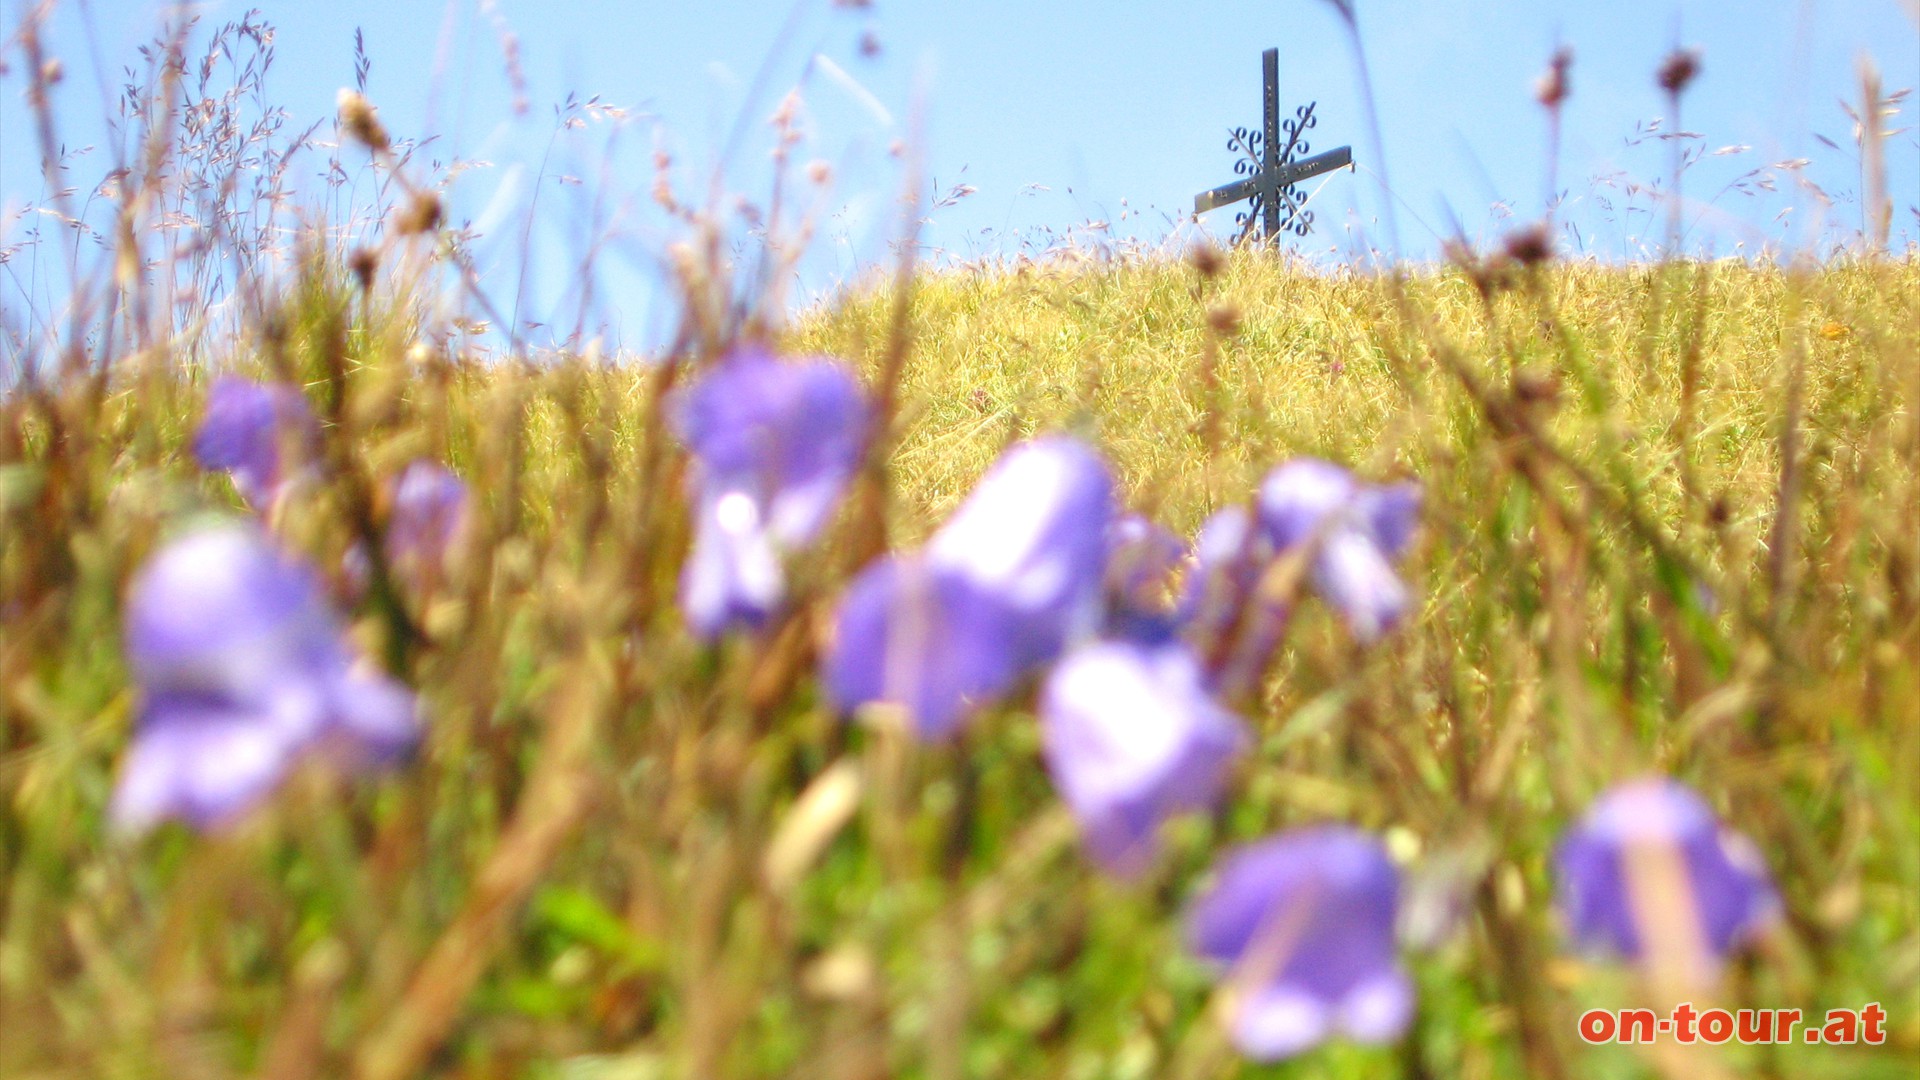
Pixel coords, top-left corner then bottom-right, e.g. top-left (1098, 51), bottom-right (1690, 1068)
top-left (802, 256), bottom-right (1904, 533)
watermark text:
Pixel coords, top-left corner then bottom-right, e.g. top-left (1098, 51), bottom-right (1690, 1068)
top-left (1577, 1003), bottom-right (1887, 1045)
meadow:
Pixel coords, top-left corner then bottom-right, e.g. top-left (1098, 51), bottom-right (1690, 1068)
top-left (1, 12), bottom-right (1918, 1080)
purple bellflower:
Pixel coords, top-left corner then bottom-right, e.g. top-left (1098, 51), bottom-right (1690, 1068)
top-left (1176, 505), bottom-right (1287, 696)
top-left (192, 377), bottom-right (321, 511)
top-left (1256, 458), bottom-right (1421, 642)
top-left (925, 436), bottom-right (1114, 668)
top-left (1554, 778), bottom-right (1779, 968)
top-left (823, 556), bottom-right (1023, 741)
top-left (1040, 641), bottom-right (1246, 874)
top-left (674, 347), bottom-right (870, 638)
top-left (824, 436), bottom-right (1115, 740)
top-left (386, 461), bottom-right (471, 565)
top-left (383, 460), bottom-right (472, 589)
top-left (1101, 513), bottom-right (1186, 644)
top-left (1187, 826), bottom-right (1414, 1060)
top-left (111, 523), bottom-right (419, 833)
top-left (345, 460), bottom-right (474, 597)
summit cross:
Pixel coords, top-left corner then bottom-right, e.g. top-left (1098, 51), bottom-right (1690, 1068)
top-left (1193, 48), bottom-right (1352, 242)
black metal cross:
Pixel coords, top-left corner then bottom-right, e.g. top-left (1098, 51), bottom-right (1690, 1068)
top-left (1193, 48), bottom-right (1352, 242)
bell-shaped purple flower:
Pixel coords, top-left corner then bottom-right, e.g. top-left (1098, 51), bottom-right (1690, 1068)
top-left (1041, 641), bottom-right (1246, 874)
top-left (1554, 778), bottom-right (1779, 967)
top-left (384, 460), bottom-right (472, 588)
top-left (926, 436), bottom-right (1114, 667)
top-left (1101, 514), bottom-right (1186, 644)
top-left (1178, 506), bottom-right (1267, 623)
top-left (192, 377), bottom-right (321, 511)
top-left (112, 523), bottom-right (419, 833)
top-left (823, 437), bottom-right (1115, 740)
top-left (1176, 506), bottom-right (1287, 695)
top-left (823, 556), bottom-right (1021, 741)
top-left (343, 461), bottom-right (473, 597)
top-left (386, 461), bottom-right (471, 567)
top-left (674, 347), bottom-right (870, 638)
top-left (1256, 458), bottom-right (1421, 642)
top-left (1187, 826), bottom-right (1413, 1060)
top-left (680, 489), bottom-right (786, 636)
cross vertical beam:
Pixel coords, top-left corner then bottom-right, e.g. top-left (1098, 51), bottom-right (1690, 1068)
top-left (1261, 47), bottom-right (1281, 239)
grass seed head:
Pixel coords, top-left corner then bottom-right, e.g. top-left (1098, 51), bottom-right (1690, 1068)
top-left (336, 88), bottom-right (390, 152)
top-left (1190, 242), bottom-right (1225, 279)
top-left (1536, 46), bottom-right (1572, 109)
top-left (396, 191), bottom-right (443, 236)
top-left (348, 246), bottom-right (378, 292)
top-left (1512, 370), bottom-right (1561, 410)
top-left (1207, 304), bottom-right (1242, 337)
top-left (1503, 222), bottom-right (1555, 267)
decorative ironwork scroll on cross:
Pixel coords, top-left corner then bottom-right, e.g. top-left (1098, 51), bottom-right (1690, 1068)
top-left (1193, 48), bottom-right (1352, 243)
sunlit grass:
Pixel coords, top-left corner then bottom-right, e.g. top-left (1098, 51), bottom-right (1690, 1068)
top-left (3, 246), bottom-right (1915, 1078)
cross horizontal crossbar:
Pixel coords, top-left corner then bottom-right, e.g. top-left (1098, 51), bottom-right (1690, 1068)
top-left (1192, 146), bottom-right (1353, 215)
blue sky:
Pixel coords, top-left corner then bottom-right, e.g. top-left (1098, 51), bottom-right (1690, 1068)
top-left (2, 0), bottom-right (1916, 349)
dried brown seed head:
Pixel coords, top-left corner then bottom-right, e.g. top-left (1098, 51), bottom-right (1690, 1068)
top-left (1536, 46), bottom-right (1572, 109)
top-left (1657, 48), bottom-right (1702, 96)
top-left (1503, 222), bottom-right (1554, 267)
top-left (336, 88), bottom-right (390, 152)
top-left (395, 192), bottom-right (443, 236)
top-left (1512, 370), bottom-right (1561, 408)
top-left (1206, 304), bottom-right (1242, 336)
top-left (1708, 493), bottom-right (1733, 527)
top-left (348, 246), bottom-right (378, 291)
